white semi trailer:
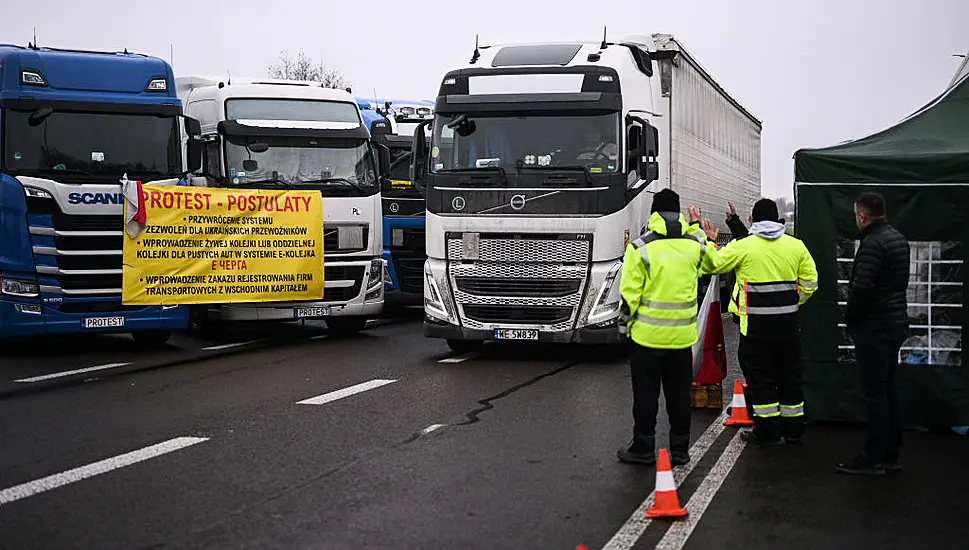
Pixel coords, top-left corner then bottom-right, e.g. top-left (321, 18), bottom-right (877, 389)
top-left (411, 34), bottom-right (761, 351)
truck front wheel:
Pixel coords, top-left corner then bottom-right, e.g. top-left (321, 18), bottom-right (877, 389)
top-left (132, 330), bottom-right (173, 348)
top-left (446, 339), bottom-right (483, 354)
top-left (326, 317), bottom-right (368, 336)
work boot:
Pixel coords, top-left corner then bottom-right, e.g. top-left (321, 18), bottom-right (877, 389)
top-left (617, 434), bottom-right (655, 466)
top-left (740, 429), bottom-right (784, 446)
top-left (836, 454), bottom-right (885, 476)
top-left (669, 434), bottom-right (691, 466)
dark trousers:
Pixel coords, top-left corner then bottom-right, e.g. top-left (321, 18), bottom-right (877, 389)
top-left (628, 343), bottom-right (692, 452)
top-left (740, 335), bottom-right (803, 440)
top-left (856, 336), bottom-right (903, 463)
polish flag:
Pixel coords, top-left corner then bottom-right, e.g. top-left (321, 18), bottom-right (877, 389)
top-left (121, 173), bottom-right (146, 239)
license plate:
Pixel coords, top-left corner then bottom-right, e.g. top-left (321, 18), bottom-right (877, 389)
top-left (494, 328), bottom-right (539, 341)
top-left (295, 306), bottom-right (330, 319)
top-left (82, 316), bottom-right (125, 329)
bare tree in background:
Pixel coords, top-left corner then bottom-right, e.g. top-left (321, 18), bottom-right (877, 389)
top-left (268, 51), bottom-right (349, 90)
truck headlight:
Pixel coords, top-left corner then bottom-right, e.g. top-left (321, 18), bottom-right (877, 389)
top-left (424, 261), bottom-right (449, 321)
top-left (1, 277), bottom-right (40, 298)
top-left (367, 259), bottom-right (384, 290)
top-left (587, 262), bottom-right (622, 323)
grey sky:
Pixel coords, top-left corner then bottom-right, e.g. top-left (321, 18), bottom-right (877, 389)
top-left (3, 0), bottom-right (965, 200)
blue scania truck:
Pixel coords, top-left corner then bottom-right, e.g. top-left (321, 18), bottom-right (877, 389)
top-left (0, 44), bottom-right (201, 345)
top-left (356, 97), bottom-right (433, 300)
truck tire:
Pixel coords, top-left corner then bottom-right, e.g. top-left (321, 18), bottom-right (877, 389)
top-left (446, 339), bottom-right (483, 353)
top-left (132, 330), bottom-right (172, 348)
top-left (326, 317), bottom-right (368, 336)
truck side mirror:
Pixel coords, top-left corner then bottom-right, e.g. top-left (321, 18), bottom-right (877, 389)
top-left (410, 121), bottom-right (430, 196)
top-left (376, 143), bottom-right (393, 192)
top-left (633, 120), bottom-right (660, 184)
top-left (187, 138), bottom-right (203, 173)
top-left (184, 116), bottom-right (202, 137)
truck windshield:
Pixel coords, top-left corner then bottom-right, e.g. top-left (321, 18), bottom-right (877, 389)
top-left (430, 112), bottom-right (621, 175)
top-left (223, 136), bottom-right (377, 194)
top-left (2, 109), bottom-right (180, 178)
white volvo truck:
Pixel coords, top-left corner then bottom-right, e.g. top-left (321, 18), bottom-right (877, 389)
top-left (176, 77), bottom-right (390, 334)
top-left (411, 34), bottom-right (761, 351)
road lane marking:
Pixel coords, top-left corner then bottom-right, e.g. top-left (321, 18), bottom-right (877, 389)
top-left (0, 437), bottom-right (209, 506)
top-left (309, 334), bottom-right (328, 341)
top-left (438, 353), bottom-right (476, 363)
top-left (296, 379), bottom-right (397, 405)
top-left (601, 410), bottom-right (728, 550)
top-left (14, 362), bottom-right (133, 383)
top-left (201, 340), bottom-right (262, 351)
top-left (654, 430), bottom-right (746, 550)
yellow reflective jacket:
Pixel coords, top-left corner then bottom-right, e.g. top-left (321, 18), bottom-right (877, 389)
top-left (706, 222), bottom-right (818, 338)
top-left (619, 212), bottom-right (719, 349)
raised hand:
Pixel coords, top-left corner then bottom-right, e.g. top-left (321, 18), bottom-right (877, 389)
top-left (687, 205), bottom-right (702, 223)
top-left (702, 218), bottom-right (719, 242)
top-left (726, 201), bottom-right (737, 221)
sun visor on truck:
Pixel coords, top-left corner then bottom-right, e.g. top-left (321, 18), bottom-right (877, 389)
top-left (434, 66), bottom-right (622, 114)
top-left (217, 120), bottom-right (371, 140)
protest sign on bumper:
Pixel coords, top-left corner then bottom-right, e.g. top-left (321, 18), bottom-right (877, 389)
top-left (122, 184), bottom-right (324, 305)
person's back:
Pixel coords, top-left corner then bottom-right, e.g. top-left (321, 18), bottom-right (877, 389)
top-left (846, 221), bottom-right (910, 338)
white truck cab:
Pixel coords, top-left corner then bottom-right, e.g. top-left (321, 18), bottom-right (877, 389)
top-left (176, 77), bottom-right (390, 333)
top-left (411, 35), bottom-right (760, 352)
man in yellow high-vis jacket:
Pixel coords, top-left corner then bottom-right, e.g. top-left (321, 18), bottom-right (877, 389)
top-left (617, 189), bottom-right (719, 466)
top-left (706, 199), bottom-right (818, 445)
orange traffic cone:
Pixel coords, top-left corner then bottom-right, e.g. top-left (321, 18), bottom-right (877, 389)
top-left (646, 449), bottom-right (688, 519)
top-left (724, 379), bottom-right (755, 426)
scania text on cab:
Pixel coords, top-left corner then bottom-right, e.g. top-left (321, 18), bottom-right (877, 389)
top-left (410, 35), bottom-right (760, 352)
top-left (176, 77), bottom-right (392, 334)
top-left (0, 44), bottom-right (203, 346)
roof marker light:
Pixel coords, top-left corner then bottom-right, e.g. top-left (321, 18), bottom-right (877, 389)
top-left (21, 70), bottom-right (47, 86)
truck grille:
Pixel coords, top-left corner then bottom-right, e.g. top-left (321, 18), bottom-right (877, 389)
top-left (447, 233), bottom-right (590, 263)
top-left (455, 277), bottom-right (580, 298)
top-left (463, 305), bottom-right (573, 325)
top-left (323, 225), bottom-right (370, 254)
top-left (28, 197), bottom-right (123, 297)
top-left (323, 265), bottom-right (364, 302)
top-left (449, 261), bottom-right (588, 332)
top-left (391, 252), bottom-right (425, 294)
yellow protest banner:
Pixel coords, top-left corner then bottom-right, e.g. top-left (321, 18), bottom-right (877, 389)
top-left (122, 184), bottom-right (323, 305)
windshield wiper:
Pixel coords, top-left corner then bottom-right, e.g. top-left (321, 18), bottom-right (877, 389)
top-left (300, 177), bottom-right (371, 194)
top-left (244, 176), bottom-right (293, 189)
top-left (515, 164), bottom-right (590, 184)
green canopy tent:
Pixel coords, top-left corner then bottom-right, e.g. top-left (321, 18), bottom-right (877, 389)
top-left (794, 72), bottom-right (968, 426)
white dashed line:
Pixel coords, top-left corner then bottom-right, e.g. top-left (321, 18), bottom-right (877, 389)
top-left (601, 410), bottom-right (729, 550)
top-left (0, 437), bottom-right (209, 506)
top-left (201, 340), bottom-right (261, 351)
top-left (654, 430), bottom-right (746, 550)
top-left (309, 334), bottom-right (328, 341)
top-left (296, 379), bottom-right (397, 405)
top-left (14, 362), bottom-right (133, 383)
top-left (438, 353), bottom-right (476, 364)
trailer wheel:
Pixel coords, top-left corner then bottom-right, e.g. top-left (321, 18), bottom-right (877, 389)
top-left (326, 317), bottom-right (368, 336)
top-left (132, 330), bottom-right (172, 348)
top-left (446, 339), bottom-right (483, 354)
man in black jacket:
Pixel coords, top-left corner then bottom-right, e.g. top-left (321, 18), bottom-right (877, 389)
top-left (837, 192), bottom-right (911, 475)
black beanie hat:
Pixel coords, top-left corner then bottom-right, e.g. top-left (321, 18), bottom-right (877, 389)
top-left (752, 198), bottom-right (780, 223)
top-left (651, 189), bottom-right (680, 214)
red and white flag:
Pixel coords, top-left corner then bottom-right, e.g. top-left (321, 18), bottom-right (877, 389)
top-left (121, 173), bottom-right (146, 239)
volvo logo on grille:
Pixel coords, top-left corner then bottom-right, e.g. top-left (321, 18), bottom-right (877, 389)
top-left (452, 196), bottom-right (466, 211)
top-left (510, 194), bottom-right (526, 210)
top-left (390, 202), bottom-right (400, 213)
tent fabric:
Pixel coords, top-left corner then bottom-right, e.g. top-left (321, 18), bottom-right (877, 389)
top-left (793, 70), bottom-right (969, 426)
top-left (795, 74), bottom-right (969, 184)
